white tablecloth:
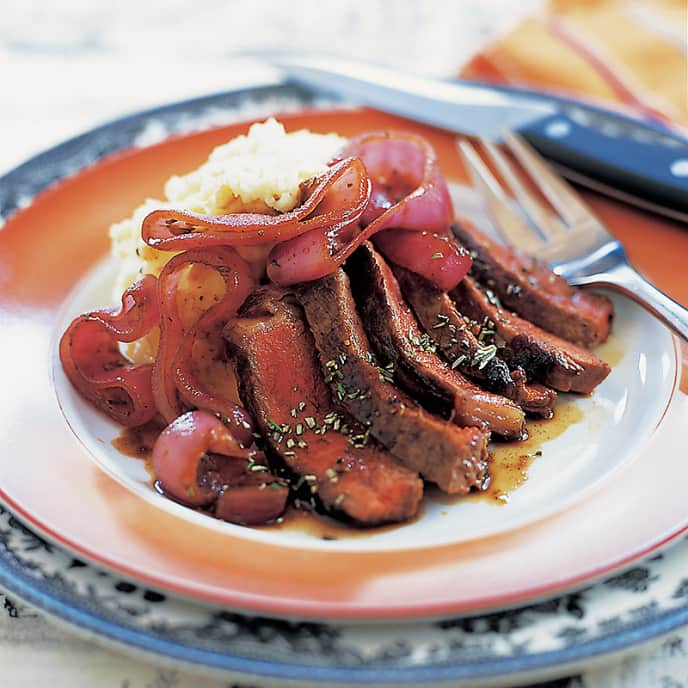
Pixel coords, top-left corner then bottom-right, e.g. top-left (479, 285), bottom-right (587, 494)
top-left (1, 1), bottom-right (685, 685)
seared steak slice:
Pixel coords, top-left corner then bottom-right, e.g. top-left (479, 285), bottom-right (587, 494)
top-left (452, 220), bottom-right (613, 347)
top-left (452, 277), bottom-right (611, 394)
top-left (224, 288), bottom-right (422, 525)
top-left (393, 264), bottom-right (557, 417)
top-left (509, 369), bottom-right (558, 418)
top-left (347, 244), bottom-right (525, 439)
top-left (298, 270), bottom-right (490, 494)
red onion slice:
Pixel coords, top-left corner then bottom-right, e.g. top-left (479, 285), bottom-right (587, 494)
top-left (153, 247), bottom-right (255, 443)
top-left (59, 275), bottom-right (159, 427)
top-left (269, 131), bottom-right (456, 287)
top-left (373, 230), bottom-right (472, 293)
top-left (342, 131), bottom-right (453, 234)
top-left (141, 157), bottom-right (370, 251)
top-left (152, 411), bottom-right (288, 523)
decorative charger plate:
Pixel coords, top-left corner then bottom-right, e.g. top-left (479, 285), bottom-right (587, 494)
top-left (1, 82), bottom-right (687, 630)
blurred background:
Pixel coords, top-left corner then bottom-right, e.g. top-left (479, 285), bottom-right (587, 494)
top-left (0, 0), bottom-right (539, 173)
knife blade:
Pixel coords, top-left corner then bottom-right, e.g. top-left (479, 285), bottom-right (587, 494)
top-left (271, 55), bottom-right (688, 223)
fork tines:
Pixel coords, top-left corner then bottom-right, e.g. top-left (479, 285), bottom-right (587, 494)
top-left (456, 131), bottom-right (595, 252)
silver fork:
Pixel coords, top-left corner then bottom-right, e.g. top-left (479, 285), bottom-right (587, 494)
top-left (457, 132), bottom-right (688, 342)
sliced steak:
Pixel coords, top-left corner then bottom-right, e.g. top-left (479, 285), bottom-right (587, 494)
top-left (452, 220), bottom-right (613, 347)
top-left (509, 369), bottom-right (558, 418)
top-left (224, 288), bottom-right (423, 525)
top-left (452, 277), bottom-right (611, 394)
top-left (393, 264), bottom-right (557, 417)
top-left (298, 270), bottom-right (490, 494)
top-left (347, 243), bottom-right (525, 439)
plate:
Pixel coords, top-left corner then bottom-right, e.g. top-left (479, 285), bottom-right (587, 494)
top-left (1, 503), bottom-right (688, 687)
top-left (1, 84), bottom-right (687, 621)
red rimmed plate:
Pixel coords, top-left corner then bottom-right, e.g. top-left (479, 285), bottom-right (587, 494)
top-left (1, 105), bottom-right (687, 621)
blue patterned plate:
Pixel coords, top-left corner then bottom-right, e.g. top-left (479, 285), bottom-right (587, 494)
top-left (1, 503), bottom-right (688, 686)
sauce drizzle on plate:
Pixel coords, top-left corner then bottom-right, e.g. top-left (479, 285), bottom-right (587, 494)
top-left (112, 399), bottom-right (585, 535)
top-left (111, 421), bottom-right (163, 481)
top-left (478, 401), bottom-right (584, 505)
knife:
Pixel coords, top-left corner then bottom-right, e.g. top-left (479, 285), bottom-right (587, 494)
top-left (270, 55), bottom-right (688, 223)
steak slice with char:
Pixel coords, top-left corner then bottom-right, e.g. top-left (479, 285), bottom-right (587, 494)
top-left (298, 270), bottom-right (490, 494)
top-left (452, 277), bottom-right (611, 394)
top-left (224, 288), bottom-right (422, 525)
top-left (347, 243), bottom-right (526, 439)
top-left (509, 369), bottom-right (558, 417)
top-left (393, 264), bottom-right (557, 417)
top-left (452, 220), bottom-right (613, 347)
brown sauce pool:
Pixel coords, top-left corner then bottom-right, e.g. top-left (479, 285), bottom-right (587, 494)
top-left (422, 401), bottom-right (584, 508)
top-left (475, 401), bottom-right (583, 506)
top-left (111, 421), bottom-right (162, 480)
top-left (112, 400), bottom-right (585, 536)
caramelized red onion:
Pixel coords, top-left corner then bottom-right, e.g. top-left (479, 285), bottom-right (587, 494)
top-left (141, 131), bottom-right (465, 290)
top-left (141, 157), bottom-right (370, 251)
top-left (342, 131), bottom-right (453, 234)
top-left (344, 131), bottom-right (470, 291)
top-left (153, 247), bottom-right (255, 443)
top-left (152, 410), bottom-right (288, 523)
top-left (373, 230), bottom-right (472, 293)
top-left (59, 275), bottom-right (159, 427)
top-left (269, 131), bottom-right (459, 286)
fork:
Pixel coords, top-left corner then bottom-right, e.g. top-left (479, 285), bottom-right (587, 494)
top-left (457, 132), bottom-right (688, 342)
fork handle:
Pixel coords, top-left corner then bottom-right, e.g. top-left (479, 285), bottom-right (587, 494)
top-left (571, 263), bottom-right (688, 342)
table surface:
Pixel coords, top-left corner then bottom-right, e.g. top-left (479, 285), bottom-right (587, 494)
top-left (2, 1), bottom-right (686, 686)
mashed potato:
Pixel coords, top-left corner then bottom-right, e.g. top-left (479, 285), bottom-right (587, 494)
top-left (109, 118), bottom-right (346, 363)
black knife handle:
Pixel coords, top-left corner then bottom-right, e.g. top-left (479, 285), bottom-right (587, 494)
top-left (517, 108), bottom-right (688, 216)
